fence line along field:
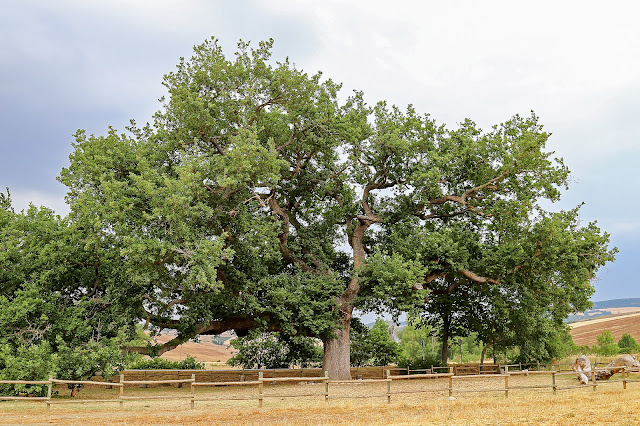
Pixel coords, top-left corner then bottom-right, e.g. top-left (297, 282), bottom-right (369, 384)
top-left (2, 377), bottom-right (640, 424)
top-left (2, 366), bottom-right (640, 424)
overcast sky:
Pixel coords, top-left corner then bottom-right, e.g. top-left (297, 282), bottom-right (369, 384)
top-left (2, 0), bottom-right (638, 303)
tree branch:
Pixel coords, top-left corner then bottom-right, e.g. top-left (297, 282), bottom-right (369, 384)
top-left (123, 317), bottom-right (262, 356)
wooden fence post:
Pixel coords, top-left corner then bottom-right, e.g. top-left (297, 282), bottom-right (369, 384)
top-left (324, 371), bottom-right (329, 404)
top-left (449, 375), bottom-right (453, 398)
top-left (119, 373), bottom-right (124, 410)
top-left (623, 367), bottom-right (627, 390)
top-left (591, 370), bottom-right (596, 391)
top-left (552, 372), bottom-right (556, 395)
top-left (46, 374), bottom-right (53, 412)
top-left (386, 370), bottom-right (391, 404)
top-left (258, 372), bottom-right (264, 408)
top-left (504, 372), bottom-right (509, 398)
top-left (190, 373), bottom-right (195, 410)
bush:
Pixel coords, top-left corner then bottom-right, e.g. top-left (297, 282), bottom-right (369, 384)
top-left (127, 355), bottom-right (204, 370)
top-left (618, 333), bottom-right (640, 353)
top-left (593, 330), bottom-right (619, 356)
top-left (396, 354), bottom-right (442, 371)
top-left (350, 319), bottom-right (400, 367)
top-left (227, 332), bottom-right (322, 369)
top-left (0, 336), bottom-right (135, 397)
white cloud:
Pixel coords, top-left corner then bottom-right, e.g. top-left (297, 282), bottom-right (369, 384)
top-left (605, 221), bottom-right (640, 236)
top-left (2, 0), bottom-right (638, 301)
top-left (10, 189), bottom-right (70, 217)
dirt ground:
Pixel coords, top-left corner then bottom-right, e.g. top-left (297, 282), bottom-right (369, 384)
top-left (2, 373), bottom-right (639, 425)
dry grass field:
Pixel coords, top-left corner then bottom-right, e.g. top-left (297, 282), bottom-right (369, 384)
top-left (2, 374), bottom-right (640, 425)
top-left (570, 312), bottom-right (640, 347)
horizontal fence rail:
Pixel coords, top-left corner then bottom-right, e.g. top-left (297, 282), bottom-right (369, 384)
top-left (2, 366), bottom-right (640, 411)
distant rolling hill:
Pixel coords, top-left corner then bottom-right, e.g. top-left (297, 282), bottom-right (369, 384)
top-left (566, 298), bottom-right (640, 323)
top-left (592, 298), bottom-right (640, 309)
top-left (569, 311), bottom-right (640, 347)
top-left (568, 298), bottom-right (640, 347)
top-left (152, 332), bottom-right (235, 363)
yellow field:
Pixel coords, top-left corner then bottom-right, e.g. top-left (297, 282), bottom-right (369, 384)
top-left (2, 375), bottom-right (640, 425)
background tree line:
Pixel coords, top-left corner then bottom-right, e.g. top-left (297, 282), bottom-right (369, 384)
top-left (227, 321), bottom-right (640, 370)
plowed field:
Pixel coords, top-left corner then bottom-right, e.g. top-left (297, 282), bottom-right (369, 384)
top-left (152, 334), bottom-right (234, 363)
top-left (569, 312), bottom-right (640, 346)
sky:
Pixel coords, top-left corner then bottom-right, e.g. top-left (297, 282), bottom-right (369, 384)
top-left (1, 0), bottom-right (638, 303)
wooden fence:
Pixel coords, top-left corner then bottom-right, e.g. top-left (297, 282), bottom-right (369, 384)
top-left (3, 365), bottom-right (640, 411)
top-left (97, 366), bottom-right (403, 384)
top-left (105, 362), bottom-right (569, 385)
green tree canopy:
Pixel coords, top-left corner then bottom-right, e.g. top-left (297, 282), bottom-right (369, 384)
top-left (594, 330), bottom-right (619, 356)
top-left (0, 190), bottom-right (135, 395)
top-left (54, 38), bottom-right (616, 379)
top-left (617, 333), bottom-right (640, 353)
top-left (350, 319), bottom-right (400, 367)
top-left (227, 331), bottom-right (321, 369)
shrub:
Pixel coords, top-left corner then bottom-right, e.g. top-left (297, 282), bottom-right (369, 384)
top-left (227, 332), bottom-right (322, 369)
top-left (593, 330), bottom-right (619, 356)
top-left (127, 355), bottom-right (204, 370)
top-left (396, 354), bottom-right (442, 371)
top-left (617, 333), bottom-right (640, 352)
top-left (350, 319), bottom-right (400, 367)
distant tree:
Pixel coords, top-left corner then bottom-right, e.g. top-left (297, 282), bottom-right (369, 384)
top-left (617, 333), bottom-right (640, 353)
top-left (227, 331), bottom-right (321, 369)
top-left (397, 325), bottom-right (438, 361)
top-left (350, 319), bottom-right (400, 367)
top-left (594, 330), bottom-right (619, 356)
top-left (413, 279), bottom-right (481, 365)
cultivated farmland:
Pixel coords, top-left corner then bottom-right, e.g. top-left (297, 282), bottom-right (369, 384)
top-left (570, 311), bottom-right (640, 346)
top-left (151, 333), bottom-right (234, 363)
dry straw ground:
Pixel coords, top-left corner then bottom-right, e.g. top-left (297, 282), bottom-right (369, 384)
top-left (2, 374), bottom-right (640, 425)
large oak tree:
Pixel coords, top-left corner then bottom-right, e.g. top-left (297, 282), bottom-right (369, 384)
top-left (59, 38), bottom-right (615, 379)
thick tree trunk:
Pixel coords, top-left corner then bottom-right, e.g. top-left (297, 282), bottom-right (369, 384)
top-left (480, 342), bottom-right (491, 365)
top-left (441, 336), bottom-right (449, 366)
top-left (323, 320), bottom-right (352, 380)
top-left (321, 187), bottom-right (383, 380)
top-left (321, 215), bottom-right (370, 380)
top-left (440, 315), bottom-right (450, 366)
